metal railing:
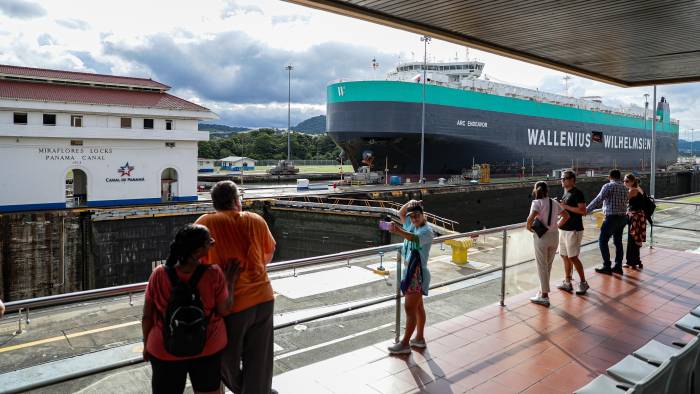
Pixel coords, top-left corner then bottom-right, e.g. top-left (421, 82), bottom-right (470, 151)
top-left (648, 197), bottom-right (700, 247)
top-left (276, 196), bottom-right (459, 231)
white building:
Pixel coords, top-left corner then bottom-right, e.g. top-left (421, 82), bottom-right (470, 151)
top-left (219, 156), bottom-right (256, 171)
top-left (197, 158), bottom-right (216, 173)
top-left (0, 64), bottom-right (216, 212)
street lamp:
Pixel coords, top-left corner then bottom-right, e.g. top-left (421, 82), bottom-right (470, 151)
top-left (643, 93), bottom-right (649, 171)
top-left (692, 129), bottom-right (695, 163)
top-left (419, 35), bottom-right (431, 183)
top-left (285, 65), bottom-right (293, 162)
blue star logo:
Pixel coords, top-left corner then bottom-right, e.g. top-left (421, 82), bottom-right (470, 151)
top-left (118, 162), bottom-right (134, 177)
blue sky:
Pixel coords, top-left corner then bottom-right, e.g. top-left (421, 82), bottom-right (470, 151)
top-left (1, 0), bottom-right (698, 140)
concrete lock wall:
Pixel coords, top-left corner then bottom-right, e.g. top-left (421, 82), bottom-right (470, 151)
top-left (264, 207), bottom-right (392, 262)
top-left (0, 205), bottom-right (394, 300)
top-left (0, 211), bottom-right (86, 301)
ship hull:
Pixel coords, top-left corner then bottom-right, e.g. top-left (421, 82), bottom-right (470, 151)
top-left (326, 82), bottom-right (678, 176)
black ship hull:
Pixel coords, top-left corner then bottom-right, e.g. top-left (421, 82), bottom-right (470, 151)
top-left (327, 101), bottom-right (678, 176)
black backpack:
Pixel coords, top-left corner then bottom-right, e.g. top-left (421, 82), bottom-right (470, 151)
top-left (161, 264), bottom-right (210, 357)
top-left (641, 193), bottom-right (656, 224)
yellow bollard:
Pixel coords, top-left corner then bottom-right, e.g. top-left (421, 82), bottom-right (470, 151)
top-left (444, 238), bottom-right (475, 265)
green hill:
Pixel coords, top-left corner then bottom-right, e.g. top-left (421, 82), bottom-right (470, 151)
top-left (291, 115), bottom-right (326, 134)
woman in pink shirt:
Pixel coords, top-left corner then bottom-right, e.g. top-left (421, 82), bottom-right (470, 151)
top-left (142, 224), bottom-right (238, 394)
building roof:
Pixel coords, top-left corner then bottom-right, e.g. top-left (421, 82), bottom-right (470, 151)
top-left (289, 0), bottom-right (700, 87)
top-left (0, 64), bottom-right (169, 90)
top-left (219, 156), bottom-right (255, 162)
top-left (0, 79), bottom-right (210, 112)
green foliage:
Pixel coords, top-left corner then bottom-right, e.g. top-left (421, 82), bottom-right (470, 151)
top-left (197, 128), bottom-right (342, 160)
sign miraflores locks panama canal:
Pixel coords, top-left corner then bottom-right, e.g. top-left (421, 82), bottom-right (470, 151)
top-left (38, 146), bottom-right (113, 161)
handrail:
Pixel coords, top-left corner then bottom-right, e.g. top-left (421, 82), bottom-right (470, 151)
top-left (4, 221), bottom-right (527, 314)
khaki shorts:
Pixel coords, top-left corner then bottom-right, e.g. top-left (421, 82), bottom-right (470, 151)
top-left (559, 230), bottom-right (584, 257)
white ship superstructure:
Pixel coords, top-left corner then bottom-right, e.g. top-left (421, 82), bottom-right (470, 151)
top-left (386, 60), bottom-right (678, 124)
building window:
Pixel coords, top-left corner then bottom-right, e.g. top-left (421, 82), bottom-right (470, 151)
top-left (13, 112), bottom-right (27, 124)
top-left (43, 114), bottom-right (56, 126)
top-left (121, 117), bottom-right (132, 128)
top-left (165, 120), bottom-right (173, 130)
top-left (165, 141), bottom-right (176, 148)
top-left (71, 140), bottom-right (83, 146)
top-left (144, 118), bottom-right (154, 129)
top-left (71, 115), bottom-right (83, 127)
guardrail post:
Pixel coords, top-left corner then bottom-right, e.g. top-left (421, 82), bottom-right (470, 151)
top-left (25, 308), bottom-right (30, 325)
top-left (500, 229), bottom-right (508, 307)
top-left (649, 220), bottom-right (654, 249)
top-left (394, 249), bottom-right (402, 343)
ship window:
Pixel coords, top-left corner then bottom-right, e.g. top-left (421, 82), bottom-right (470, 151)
top-left (144, 118), bottom-right (154, 129)
top-left (591, 131), bottom-right (603, 143)
top-left (71, 115), bottom-right (82, 127)
top-left (13, 112), bottom-right (27, 124)
top-left (43, 114), bottom-right (56, 126)
top-left (166, 119), bottom-right (173, 130)
top-left (165, 141), bottom-right (176, 148)
top-left (121, 117), bottom-right (132, 128)
top-left (71, 140), bottom-right (83, 146)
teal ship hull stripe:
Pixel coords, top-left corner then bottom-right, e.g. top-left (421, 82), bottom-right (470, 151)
top-left (328, 81), bottom-right (678, 133)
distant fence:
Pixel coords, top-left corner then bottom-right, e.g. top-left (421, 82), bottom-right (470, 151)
top-left (257, 159), bottom-right (348, 166)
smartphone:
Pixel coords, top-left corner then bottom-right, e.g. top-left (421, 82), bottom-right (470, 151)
top-left (379, 221), bottom-right (393, 231)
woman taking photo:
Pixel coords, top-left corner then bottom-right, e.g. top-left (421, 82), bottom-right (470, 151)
top-left (388, 200), bottom-right (434, 354)
top-left (142, 224), bottom-right (238, 394)
top-left (526, 182), bottom-right (569, 307)
top-left (624, 174), bottom-right (646, 269)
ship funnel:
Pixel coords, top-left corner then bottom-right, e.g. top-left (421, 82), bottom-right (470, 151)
top-left (656, 96), bottom-right (671, 126)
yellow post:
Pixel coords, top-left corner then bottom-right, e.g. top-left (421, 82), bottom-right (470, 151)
top-left (444, 238), bottom-right (475, 265)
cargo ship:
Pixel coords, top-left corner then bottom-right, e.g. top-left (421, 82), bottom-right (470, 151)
top-left (326, 60), bottom-right (679, 176)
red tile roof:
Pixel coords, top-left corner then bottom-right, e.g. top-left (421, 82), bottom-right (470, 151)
top-left (0, 80), bottom-right (209, 112)
top-left (0, 64), bottom-right (169, 90)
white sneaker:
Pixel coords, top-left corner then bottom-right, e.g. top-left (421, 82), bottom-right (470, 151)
top-left (529, 293), bottom-right (550, 307)
top-left (409, 338), bottom-right (427, 348)
top-left (557, 281), bottom-right (574, 292)
top-left (387, 342), bottom-right (411, 354)
top-left (576, 281), bottom-right (590, 295)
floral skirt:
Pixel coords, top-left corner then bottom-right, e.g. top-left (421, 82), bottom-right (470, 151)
top-left (405, 265), bottom-right (423, 295)
top-left (628, 210), bottom-right (647, 247)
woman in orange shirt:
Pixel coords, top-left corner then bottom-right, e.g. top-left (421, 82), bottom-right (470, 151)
top-left (142, 224), bottom-right (238, 394)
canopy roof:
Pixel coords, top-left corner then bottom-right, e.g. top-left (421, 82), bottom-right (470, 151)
top-left (289, 0), bottom-right (700, 87)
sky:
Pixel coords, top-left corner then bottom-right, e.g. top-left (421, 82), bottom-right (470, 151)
top-left (1, 0), bottom-right (699, 141)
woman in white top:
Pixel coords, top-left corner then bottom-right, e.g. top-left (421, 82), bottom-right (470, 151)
top-left (526, 181), bottom-right (569, 307)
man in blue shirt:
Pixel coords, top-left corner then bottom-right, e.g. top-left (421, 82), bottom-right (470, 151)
top-left (587, 169), bottom-right (629, 275)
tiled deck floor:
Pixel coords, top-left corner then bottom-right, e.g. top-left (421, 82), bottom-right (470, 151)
top-left (273, 247), bottom-right (700, 393)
